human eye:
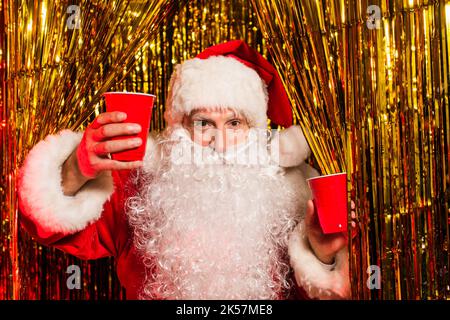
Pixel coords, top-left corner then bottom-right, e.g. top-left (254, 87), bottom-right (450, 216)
top-left (227, 119), bottom-right (242, 128)
top-left (193, 119), bottom-right (212, 128)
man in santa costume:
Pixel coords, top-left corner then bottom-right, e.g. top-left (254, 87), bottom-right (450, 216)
top-left (18, 40), bottom-right (351, 300)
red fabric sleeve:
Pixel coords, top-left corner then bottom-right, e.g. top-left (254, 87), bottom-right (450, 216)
top-left (18, 170), bottom-right (133, 260)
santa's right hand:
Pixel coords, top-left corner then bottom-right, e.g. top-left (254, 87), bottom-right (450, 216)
top-left (76, 111), bottom-right (144, 179)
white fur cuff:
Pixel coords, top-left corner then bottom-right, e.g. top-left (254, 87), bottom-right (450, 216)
top-left (288, 221), bottom-right (351, 299)
top-left (18, 130), bottom-right (114, 234)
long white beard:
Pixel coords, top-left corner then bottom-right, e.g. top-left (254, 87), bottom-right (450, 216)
top-left (126, 128), bottom-right (308, 300)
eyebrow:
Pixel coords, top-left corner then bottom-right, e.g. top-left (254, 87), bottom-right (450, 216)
top-left (190, 110), bottom-right (242, 121)
top-left (190, 115), bottom-right (213, 121)
top-left (225, 114), bottom-right (242, 121)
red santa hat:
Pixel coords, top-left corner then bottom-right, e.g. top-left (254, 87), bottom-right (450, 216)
top-left (164, 40), bottom-right (293, 129)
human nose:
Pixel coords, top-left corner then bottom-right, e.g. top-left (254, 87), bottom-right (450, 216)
top-left (210, 127), bottom-right (227, 153)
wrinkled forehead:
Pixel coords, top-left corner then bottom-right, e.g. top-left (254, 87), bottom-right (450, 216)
top-left (188, 107), bottom-right (246, 120)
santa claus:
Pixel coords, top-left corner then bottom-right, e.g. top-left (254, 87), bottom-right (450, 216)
top-left (18, 40), bottom-right (350, 300)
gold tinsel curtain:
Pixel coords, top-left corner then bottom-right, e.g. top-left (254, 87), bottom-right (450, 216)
top-left (1, 0), bottom-right (449, 300)
top-left (0, 0), bottom-right (269, 300)
top-left (251, 0), bottom-right (450, 299)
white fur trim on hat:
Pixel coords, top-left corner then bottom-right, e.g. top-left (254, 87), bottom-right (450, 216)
top-left (165, 56), bottom-right (268, 128)
top-left (18, 130), bottom-right (114, 234)
top-left (288, 221), bottom-right (351, 299)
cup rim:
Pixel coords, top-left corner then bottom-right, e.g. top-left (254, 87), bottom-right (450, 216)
top-left (103, 91), bottom-right (156, 98)
top-left (306, 172), bottom-right (347, 181)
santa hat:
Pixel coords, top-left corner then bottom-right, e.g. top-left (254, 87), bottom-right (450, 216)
top-left (164, 40), bottom-right (293, 129)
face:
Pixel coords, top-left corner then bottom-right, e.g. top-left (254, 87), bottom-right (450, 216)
top-left (182, 107), bottom-right (250, 153)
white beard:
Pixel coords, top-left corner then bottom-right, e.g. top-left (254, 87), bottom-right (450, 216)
top-left (126, 127), bottom-right (308, 300)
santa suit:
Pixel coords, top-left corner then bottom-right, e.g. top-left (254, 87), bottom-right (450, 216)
top-left (17, 127), bottom-right (350, 300)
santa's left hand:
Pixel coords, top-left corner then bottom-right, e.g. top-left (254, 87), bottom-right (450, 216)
top-left (305, 199), bottom-right (357, 265)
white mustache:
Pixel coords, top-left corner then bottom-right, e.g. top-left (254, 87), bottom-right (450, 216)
top-left (168, 127), bottom-right (276, 166)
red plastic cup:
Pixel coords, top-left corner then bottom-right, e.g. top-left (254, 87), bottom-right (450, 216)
top-left (103, 92), bottom-right (155, 161)
top-left (307, 172), bottom-right (348, 234)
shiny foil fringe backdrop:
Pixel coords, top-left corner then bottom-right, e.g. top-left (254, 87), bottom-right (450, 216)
top-left (1, 0), bottom-right (449, 300)
top-left (251, 0), bottom-right (450, 299)
top-left (1, 0), bottom-right (184, 300)
top-left (0, 0), bottom-right (268, 299)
